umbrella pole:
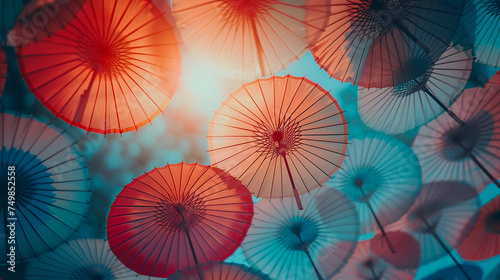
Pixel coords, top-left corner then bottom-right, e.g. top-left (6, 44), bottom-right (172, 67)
top-left (250, 20), bottom-right (267, 76)
top-left (178, 206), bottom-right (205, 280)
top-left (423, 87), bottom-right (466, 126)
top-left (360, 189), bottom-right (396, 253)
top-left (393, 20), bottom-right (430, 54)
top-left (281, 152), bottom-right (304, 210)
top-left (468, 152), bottom-right (500, 189)
top-left (296, 235), bottom-right (324, 280)
top-left (369, 265), bottom-right (381, 280)
top-left (422, 218), bottom-right (472, 280)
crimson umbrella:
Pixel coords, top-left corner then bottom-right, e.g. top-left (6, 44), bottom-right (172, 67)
top-left (413, 83), bottom-right (500, 191)
top-left (241, 187), bottom-right (360, 280)
top-left (358, 46), bottom-right (473, 134)
top-left (457, 195), bottom-right (500, 260)
top-left (17, 0), bottom-right (182, 134)
top-left (169, 261), bottom-right (271, 280)
top-left (106, 162), bottom-right (254, 278)
top-left (422, 264), bottom-right (483, 280)
top-left (388, 181), bottom-right (480, 280)
top-left (305, 0), bottom-right (465, 89)
top-left (0, 47), bottom-right (6, 94)
top-left (24, 239), bottom-right (156, 279)
top-left (332, 238), bottom-right (417, 280)
top-left (208, 75), bottom-right (348, 210)
top-left (171, 0), bottom-right (316, 81)
top-left (7, 0), bottom-right (87, 47)
top-left (326, 134), bottom-right (421, 253)
top-left (0, 112), bottom-right (91, 264)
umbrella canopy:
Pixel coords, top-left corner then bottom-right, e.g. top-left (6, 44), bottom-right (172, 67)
top-left (332, 239), bottom-right (416, 280)
top-left (7, 0), bottom-right (87, 47)
top-left (464, 0), bottom-right (500, 68)
top-left (24, 239), bottom-right (156, 279)
top-left (0, 0), bottom-right (25, 43)
top-left (305, 0), bottom-right (465, 88)
top-left (171, 0), bottom-right (313, 81)
top-left (17, 0), bottom-right (182, 134)
top-left (0, 47), bottom-right (6, 94)
top-left (358, 46), bottom-right (473, 134)
top-left (326, 134), bottom-right (421, 251)
top-left (413, 83), bottom-right (500, 191)
top-left (241, 187), bottom-right (360, 280)
top-left (0, 112), bottom-right (91, 264)
top-left (388, 181), bottom-right (479, 280)
top-left (457, 195), bottom-right (500, 260)
top-left (486, 265), bottom-right (500, 280)
top-left (422, 264), bottom-right (483, 280)
top-left (106, 162), bottom-right (254, 278)
top-left (169, 261), bottom-right (271, 280)
top-left (369, 231), bottom-right (421, 270)
top-left (208, 75), bottom-right (348, 210)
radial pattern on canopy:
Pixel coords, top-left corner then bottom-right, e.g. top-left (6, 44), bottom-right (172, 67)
top-left (17, 0), bottom-right (182, 134)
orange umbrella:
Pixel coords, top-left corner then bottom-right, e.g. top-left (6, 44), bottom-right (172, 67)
top-left (171, 0), bottom-right (316, 81)
top-left (0, 48), bottom-right (6, 95)
top-left (17, 0), bottom-right (181, 134)
top-left (305, 0), bottom-right (465, 88)
top-left (106, 162), bottom-right (254, 278)
top-left (7, 0), bottom-right (87, 47)
top-left (457, 195), bottom-right (500, 260)
top-left (208, 75), bottom-right (348, 210)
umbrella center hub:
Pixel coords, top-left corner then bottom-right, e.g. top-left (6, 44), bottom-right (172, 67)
top-left (484, 211), bottom-right (500, 233)
top-left (0, 147), bottom-right (54, 207)
top-left (368, 0), bottom-right (404, 29)
top-left (255, 120), bottom-right (301, 157)
top-left (409, 203), bottom-right (444, 232)
top-left (354, 178), bottom-right (363, 188)
top-left (392, 59), bottom-right (433, 97)
top-left (156, 198), bottom-right (207, 232)
top-left (485, 1), bottom-right (500, 16)
top-left (80, 40), bottom-right (121, 74)
top-left (441, 111), bottom-right (494, 161)
top-left (278, 217), bottom-right (320, 251)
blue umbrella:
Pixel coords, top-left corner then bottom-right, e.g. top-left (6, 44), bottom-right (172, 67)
top-left (241, 187), bottom-right (360, 280)
top-left (423, 264), bottom-right (483, 280)
top-left (0, 0), bottom-right (24, 43)
top-left (24, 238), bottom-right (157, 279)
top-left (326, 133), bottom-right (421, 252)
top-left (0, 112), bottom-right (91, 264)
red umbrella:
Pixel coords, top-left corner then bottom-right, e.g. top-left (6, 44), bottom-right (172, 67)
top-left (413, 83), bottom-right (500, 190)
top-left (388, 181), bottom-right (480, 280)
top-left (332, 239), bottom-right (416, 280)
top-left (17, 0), bottom-right (182, 134)
top-left (457, 195), bottom-right (500, 260)
top-left (208, 75), bottom-right (348, 210)
top-left (305, 0), bottom-right (465, 88)
top-left (7, 0), bottom-right (86, 47)
top-left (106, 162), bottom-right (254, 278)
top-left (0, 48), bottom-right (6, 94)
top-left (169, 261), bottom-right (271, 280)
top-left (171, 0), bottom-right (316, 81)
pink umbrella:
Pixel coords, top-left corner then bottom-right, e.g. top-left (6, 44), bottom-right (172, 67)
top-left (413, 83), bottom-right (500, 190)
top-left (388, 181), bottom-right (480, 280)
top-left (208, 75), bottom-right (348, 210)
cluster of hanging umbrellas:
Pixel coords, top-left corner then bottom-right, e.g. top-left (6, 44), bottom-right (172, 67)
top-left (1, 0), bottom-right (500, 279)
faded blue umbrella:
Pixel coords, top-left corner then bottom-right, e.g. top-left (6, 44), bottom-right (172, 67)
top-left (0, 112), bottom-right (91, 264)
